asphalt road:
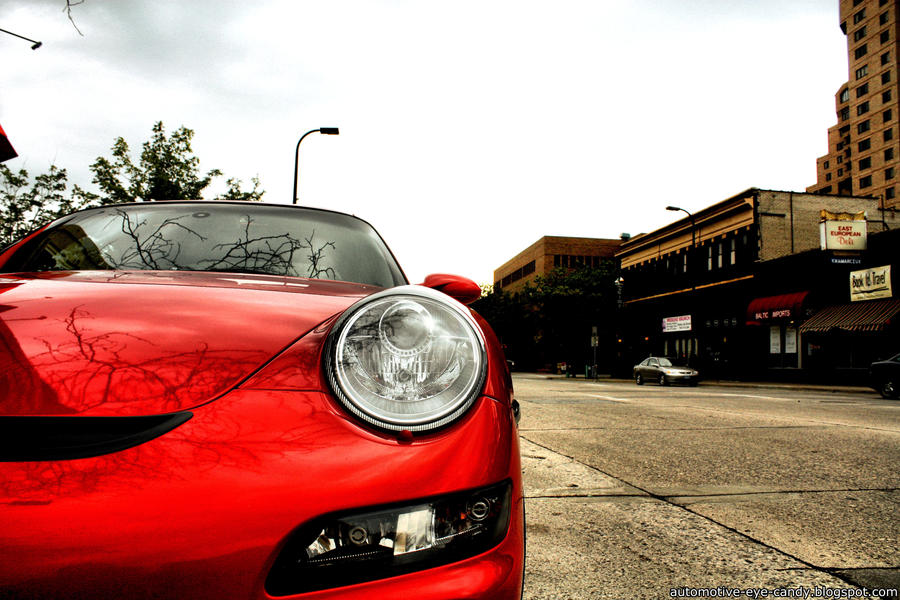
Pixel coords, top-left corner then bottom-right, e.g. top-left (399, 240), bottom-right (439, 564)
top-left (515, 374), bottom-right (900, 600)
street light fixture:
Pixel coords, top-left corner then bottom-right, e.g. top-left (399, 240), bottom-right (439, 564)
top-left (292, 127), bottom-right (339, 205)
top-left (0, 27), bottom-right (42, 50)
top-left (666, 205), bottom-right (696, 249)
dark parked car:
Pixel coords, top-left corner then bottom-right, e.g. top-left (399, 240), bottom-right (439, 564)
top-left (633, 356), bottom-right (699, 386)
top-left (869, 352), bottom-right (900, 398)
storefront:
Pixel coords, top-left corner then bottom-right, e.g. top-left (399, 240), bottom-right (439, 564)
top-left (745, 291), bottom-right (810, 370)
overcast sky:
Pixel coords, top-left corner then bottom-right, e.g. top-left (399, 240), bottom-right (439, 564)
top-left (3, 0), bottom-right (847, 284)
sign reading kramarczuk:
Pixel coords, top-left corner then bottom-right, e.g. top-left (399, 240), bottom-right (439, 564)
top-left (819, 209), bottom-right (867, 251)
top-left (850, 265), bottom-right (892, 301)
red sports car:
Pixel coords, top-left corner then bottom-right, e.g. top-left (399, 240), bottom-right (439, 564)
top-left (0, 202), bottom-right (524, 599)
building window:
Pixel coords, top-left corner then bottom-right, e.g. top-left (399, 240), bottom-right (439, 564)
top-left (858, 119), bottom-right (871, 133)
top-left (856, 44), bottom-right (868, 59)
top-left (886, 167), bottom-right (895, 179)
top-left (885, 128), bottom-right (894, 141)
top-left (883, 89), bottom-right (892, 103)
top-left (857, 101), bottom-right (870, 115)
top-left (857, 83), bottom-right (870, 97)
top-left (840, 106), bottom-right (851, 121)
top-left (841, 88), bottom-right (850, 103)
top-left (860, 175), bottom-right (873, 188)
top-left (839, 168), bottom-right (844, 176)
top-left (887, 187), bottom-right (896, 199)
top-left (860, 157), bottom-right (872, 170)
top-left (854, 0), bottom-right (864, 6)
top-left (881, 12), bottom-right (889, 25)
top-left (824, 160), bottom-right (830, 169)
top-left (882, 52), bottom-right (891, 66)
top-left (716, 243), bottom-right (723, 269)
top-left (854, 9), bottom-right (866, 24)
top-left (855, 27), bottom-right (867, 42)
top-left (885, 109), bottom-right (893, 123)
top-left (882, 0), bottom-right (889, 6)
top-left (886, 147), bottom-right (895, 160)
top-left (859, 138), bottom-right (871, 151)
top-left (883, 70), bottom-right (892, 84)
top-left (856, 65), bottom-right (869, 79)
top-left (881, 30), bottom-right (890, 44)
top-left (838, 155), bottom-right (844, 163)
top-left (840, 124), bottom-right (851, 136)
top-left (707, 245), bottom-right (712, 271)
top-left (826, 172), bottom-right (832, 181)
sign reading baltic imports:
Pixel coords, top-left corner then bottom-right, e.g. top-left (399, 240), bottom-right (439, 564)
top-left (662, 315), bottom-right (691, 332)
top-left (819, 209), bottom-right (867, 251)
top-left (850, 265), bottom-right (892, 301)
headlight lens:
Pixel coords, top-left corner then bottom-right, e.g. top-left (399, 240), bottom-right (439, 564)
top-left (325, 286), bottom-right (486, 432)
top-left (265, 480), bottom-right (512, 595)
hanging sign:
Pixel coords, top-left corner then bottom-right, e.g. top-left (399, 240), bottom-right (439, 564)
top-left (819, 210), bottom-right (867, 250)
top-left (850, 265), bottom-right (892, 301)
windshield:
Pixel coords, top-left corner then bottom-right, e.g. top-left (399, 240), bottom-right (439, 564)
top-left (1, 203), bottom-right (407, 288)
top-left (657, 358), bottom-right (673, 367)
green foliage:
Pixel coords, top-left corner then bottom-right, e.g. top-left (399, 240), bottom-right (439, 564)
top-left (0, 164), bottom-right (99, 247)
top-left (472, 263), bottom-right (620, 371)
top-left (90, 121), bottom-right (263, 203)
top-left (216, 176), bottom-right (265, 202)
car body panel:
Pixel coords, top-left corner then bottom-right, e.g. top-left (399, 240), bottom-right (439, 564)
top-left (0, 271), bottom-right (375, 416)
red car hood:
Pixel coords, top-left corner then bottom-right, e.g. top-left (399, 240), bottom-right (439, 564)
top-left (0, 271), bottom-right (376, 417)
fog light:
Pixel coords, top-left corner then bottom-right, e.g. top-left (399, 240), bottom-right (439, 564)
top-left (265, 480), bottom-right (512, 595)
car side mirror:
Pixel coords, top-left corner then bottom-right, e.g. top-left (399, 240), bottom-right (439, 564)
top-left (420, 273), bottom-right (482, 305)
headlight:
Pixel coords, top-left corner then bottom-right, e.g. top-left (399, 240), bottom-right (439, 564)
top-left (265, 481), bottom-right (512, 595)
top-left (325, 286), bottom-right (487, 432)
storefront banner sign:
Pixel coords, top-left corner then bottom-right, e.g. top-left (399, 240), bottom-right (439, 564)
top-left (662, 315), bottom-right (691, 332)
top-left (819, 212), bottom-right (867, 251)
top-left (850, 265), bottom-right (892, 301)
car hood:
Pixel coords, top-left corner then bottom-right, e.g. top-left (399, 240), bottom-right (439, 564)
top-left (0, 271), bottom-right (377, 417)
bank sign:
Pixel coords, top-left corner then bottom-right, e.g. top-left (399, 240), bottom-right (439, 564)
top-left (819, 210), bottom-right (867, 251)
top-left (850, 265), bottom-right (892, 301)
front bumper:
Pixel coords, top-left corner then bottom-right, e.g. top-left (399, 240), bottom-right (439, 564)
top-left (0, 390), bottom-right (524, 599)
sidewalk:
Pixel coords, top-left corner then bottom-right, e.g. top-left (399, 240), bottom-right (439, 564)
top-left (521, 372), bottom-right (877, 395)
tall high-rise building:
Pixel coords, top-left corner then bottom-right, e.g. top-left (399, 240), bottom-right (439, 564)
top-left (808, 0), bottom-right (899, 209)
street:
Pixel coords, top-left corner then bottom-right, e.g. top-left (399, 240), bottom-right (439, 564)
top-left (516, 374), bottom-right (900, 599)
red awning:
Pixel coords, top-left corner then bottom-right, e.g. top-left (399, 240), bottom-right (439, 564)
top-left (745, 291), bottom-right (809, 324)
top-left (800, 299), bottom-right (900, 333)
top-left (0, 122), bottom-right (17, 163)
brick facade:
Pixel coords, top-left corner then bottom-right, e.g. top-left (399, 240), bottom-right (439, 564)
top-left (493, 236), bottom-right (621, 293)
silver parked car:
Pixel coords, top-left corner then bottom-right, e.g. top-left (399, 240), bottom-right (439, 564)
top-left (633, 356), bottom-right (699, 386)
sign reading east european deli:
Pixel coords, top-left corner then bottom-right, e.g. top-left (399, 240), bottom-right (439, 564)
top-left (850, 265), bottom-right (892, 301)
top-left (662, 315), bottom-right (691, 332)
top-left (819, 209), bottom-right (867, 251)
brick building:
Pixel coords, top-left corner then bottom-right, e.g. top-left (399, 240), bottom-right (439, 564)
top-left (616, 188), bottom-right (900, 382)
top-left (808, 0), bottom-right (900, 208)
top-left (493, 236), bottom-right (622, 293)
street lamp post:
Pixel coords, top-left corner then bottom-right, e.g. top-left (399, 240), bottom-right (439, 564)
top-left (666, 205), bottom-right (695, 249)
top-left (293, 127), bottom-right (339, 205)
top-left (0, 27), bottom-right (42, 49)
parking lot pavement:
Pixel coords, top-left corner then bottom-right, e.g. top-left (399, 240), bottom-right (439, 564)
top-left (515, 374), bottom-right (900, 599)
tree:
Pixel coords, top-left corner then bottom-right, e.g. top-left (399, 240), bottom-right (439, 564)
top-left (90, 121), bottom-right (264, 203)
top-left (472, 263), bottom-right (619, 372)
top-left (0, 164), bottom-right (99, 247)
top-left (91, 122), bottom-right (221, 203)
